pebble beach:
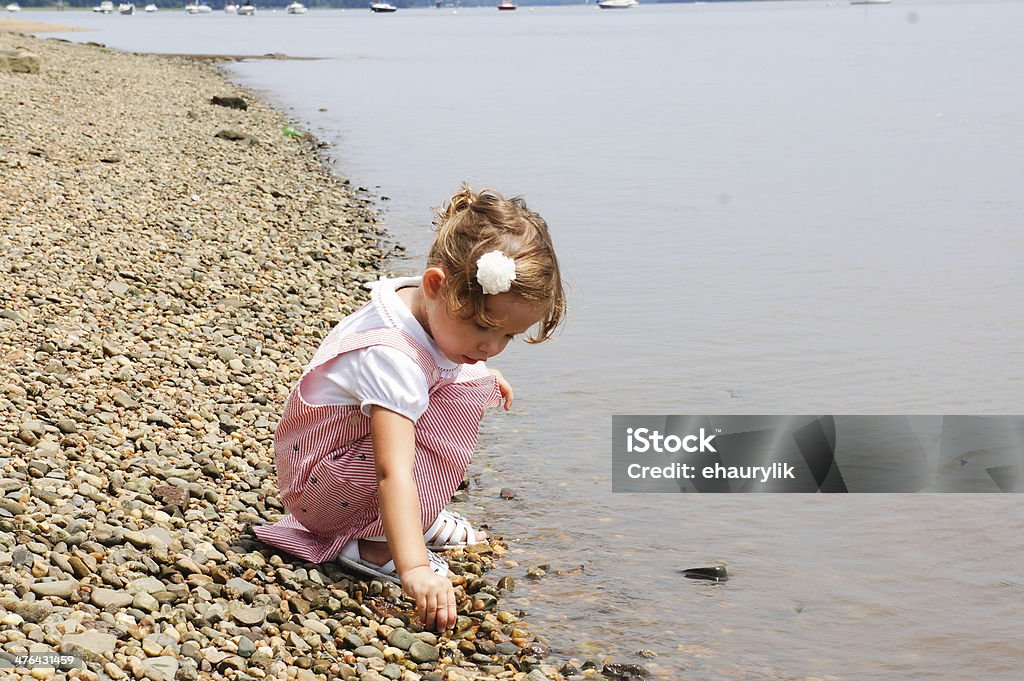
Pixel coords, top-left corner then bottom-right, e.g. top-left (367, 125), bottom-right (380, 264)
top-left (0, 25), bottom-right (627, 681)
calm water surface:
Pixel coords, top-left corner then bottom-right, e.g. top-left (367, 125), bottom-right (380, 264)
top-left (40, 2), bottom-right (1024, 678)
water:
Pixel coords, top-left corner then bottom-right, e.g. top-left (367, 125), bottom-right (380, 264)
top-left (37, 2), bottom-right (1024, 678)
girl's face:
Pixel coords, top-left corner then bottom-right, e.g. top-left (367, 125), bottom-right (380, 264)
top-left (421, 268), bottom-right (545, 365)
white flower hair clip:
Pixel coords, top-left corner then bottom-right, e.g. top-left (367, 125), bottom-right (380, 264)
top-left (476, 250), bottom-right (517, 295)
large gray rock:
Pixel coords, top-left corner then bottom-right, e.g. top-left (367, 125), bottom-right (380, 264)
top-left (0, 49), bottom-right (40, 74)
top-left (61, 631), bottom-right (118, 657)
top-left (29, 579), bottom-right (79, 599)
top-left (143, 655), bottom-right (179, 680)
top-left (90, 587), bottom-right (134, 610)
top-left (408, 641), bottom-right (439, 663)
top-left (386, 628), bottom-right (418, 651)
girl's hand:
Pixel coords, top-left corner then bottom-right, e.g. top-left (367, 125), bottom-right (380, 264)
top-left (400, 565), bottom-right (457, 632)
top-left (488, 368), bottom-right (514, 410)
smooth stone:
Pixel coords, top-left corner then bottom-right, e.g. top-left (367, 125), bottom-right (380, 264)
top-left (302, 618), bottom-right (330, 636)
top-left (133, 592), bottom-right (160, 613)
top-left (91, 588), bottom-right (134, 609)
top-left (11, 547), bottom-right (33, 567)
top-left (61, 630), bottom-right (117, 656)
top-left (30, 579), bottom-right (79, 599)
top-left (126, 577), bottom-right (165, 594)
top-left (231, 605), bottom-right (266, 626)
top-left (353, 645), bottom-right (384, 659)
top-left (143, 656), bottom-right (179, 679)
top-left (0, 499), bottom-right (26, 515)
top-left (680, 565), bottom-right (729, 582)
top-left (1, 612), bottom-right (24, 626)
top-left (180, 641), bottom-right (201, 661)
top-left (601, 664), bottom-right (651, 679)
top-left (141, 636), bottom-right (165, 657)
top-left (343, 633), bottom-right (365, 649)
top-left (238, 552), bottom-right (266, 570)
top-left (236, 636), bottom-right (255, 658)
top-left (407, 641), bottom-right (439, 663)
top-left (380, 663), bottom-right (403, 680)
top-left (385, 628), bottom-right (417, 651)
top-left (224, 577), bottom-right (258, 598)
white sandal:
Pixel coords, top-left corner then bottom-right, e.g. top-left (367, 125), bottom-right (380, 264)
top-left (366, 510), bottom-right (485, 551)
top-left (423, 510), bottom-right (485, 551)
top-left (337, 538), bottom-right (449, 586)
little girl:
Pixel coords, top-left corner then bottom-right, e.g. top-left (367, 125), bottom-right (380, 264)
top-left (256, 184), bottom-right (565, 632)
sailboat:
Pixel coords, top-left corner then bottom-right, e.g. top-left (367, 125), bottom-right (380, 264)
top-left (370, 2), bottom-right (397, 12)
top-left (93, 1), bottom-right (114, 12)
top-left (5, 3), bottom-right (20, 12)
top-left (224, 2), bottom-right (238, 12)
top-left (118, 2), bottom-right (135, 13)
top-left (185, 1), bottom-right (212, 13)
top-left (497, 0), bottom-right (516, 9)
top-left (286, 1), bottom-right (307, 13)
top-left (237, 1), bottom-right (255, 14)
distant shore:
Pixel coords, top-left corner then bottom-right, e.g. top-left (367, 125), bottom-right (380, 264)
top-left (0, 15), bottom-right (86, 33)
top-left (0, 29), bottom-right (578, 681)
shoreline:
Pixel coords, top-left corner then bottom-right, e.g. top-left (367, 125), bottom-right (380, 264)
top-left (0, 16), bottom-right (86, 34)
top-left (0, 30), bottom-right (592, 681)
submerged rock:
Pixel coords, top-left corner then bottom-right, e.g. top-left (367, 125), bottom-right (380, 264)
top-left (680, 565), bottom-right (729, 582)
top-left (210, 95), bottom-right (248, 110)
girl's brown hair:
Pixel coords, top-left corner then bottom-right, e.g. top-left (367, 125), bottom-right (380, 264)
top-left (428, 184), bottom-right (565, 343)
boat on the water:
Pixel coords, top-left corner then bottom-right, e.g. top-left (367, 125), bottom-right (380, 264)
top-left (224, 2), bottom-right (237, 12)
top-left (237, 1), bottom-right (255, 15)
top-left (370, 2), bottom-right (397, 12)
top-left (118, 2), bottom-right (135, 14)
top-left (497, 0), bottom-right (516, 10)
top-left (92, 1), bottom-right (114, 12)
top-left (185, 1), bottom-right (212, 13)
top-left (144, 3), bottom-right (158, 11)
top-left (286, 1), bottom-right (307, 13)
top-left (597, 0), bottom-right (636, 8)
top-left (849, 0), bottom-right (891, 4)
top-left (5, 3), bottom-right (20, 12)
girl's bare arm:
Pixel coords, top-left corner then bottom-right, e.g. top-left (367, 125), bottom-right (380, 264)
top-left (369, 405), bottom-right (457, 631)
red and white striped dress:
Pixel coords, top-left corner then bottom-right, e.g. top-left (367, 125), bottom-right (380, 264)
top-left (255, 298), bottom-right (502, 564)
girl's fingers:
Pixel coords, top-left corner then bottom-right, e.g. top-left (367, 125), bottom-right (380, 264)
top-left (436, 588), bottom-right (449, 632)
top-left (416, 593), bottom-right (428, 630)
top-left (499, 379), bottom-right (514, 410)
top-left (444, 588), bottom-right (457, 631)
top-left (425, 591), bottom-right (440, 631)
top-left (489, 369), bottom-right (514, 410)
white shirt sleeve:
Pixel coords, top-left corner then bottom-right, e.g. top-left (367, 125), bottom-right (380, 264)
top-left (300, 347), bottom-right (430, 422)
